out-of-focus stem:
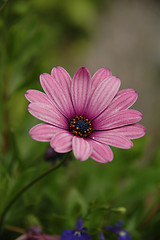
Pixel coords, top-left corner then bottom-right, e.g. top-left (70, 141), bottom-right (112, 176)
top-left (4, 225), bottom-right (25, 234)
top-left (2, 69), bottom-right (10, 153)
top-left (0, 0), bottom-right (9, 12)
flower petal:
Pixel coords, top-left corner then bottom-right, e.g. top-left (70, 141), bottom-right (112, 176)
top-left (84, 76), bottom-right (121, 120)
top-left (71, 67), bottom-right (91, 116)
top-left (88, 140), bottom-right (113, 163)
top-left (91, 67), bottom-right (112, 89)
top-left (94, 109), bottom-right (142, 130)
top-left (72, 136), bottom-right (93, 161)
top-left (51, 66), bottom-right (72, 91)
top-left (25, 89), bottom-right (51, 105)
top-left (91, 131), bottom-right (133, 149)
top-left (28, 102), bottom-right (68, 128)
top-left (75, 218), bottom-right (83, 229)
top-left (106, 123), bottom-right (146, 139)
top-left (103, 89), bottom-right (138, 116)
top-left (40, 73), bottom-right (75, 119)
top-left (50, 131), bottom-right (73, 153)
top-left (29, 123), bottom-right (59, 142)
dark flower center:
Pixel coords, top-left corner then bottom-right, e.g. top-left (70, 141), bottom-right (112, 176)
top-left (69, 116), bottom-right (93, 138)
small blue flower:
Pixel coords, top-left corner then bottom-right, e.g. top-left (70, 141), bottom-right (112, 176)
top-left (106, 220), bottom-right (131, 240)
top-left (61, 218), bottom-right (92, 240)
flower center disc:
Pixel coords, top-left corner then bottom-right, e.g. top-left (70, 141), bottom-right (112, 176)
top-left (69, 116), bottom-right (93, 138)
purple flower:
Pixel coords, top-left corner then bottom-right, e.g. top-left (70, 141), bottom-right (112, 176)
top-left (60, 218), bottom-right (92, 240)
top-left (106, 220), bottom-right (131, 240)
top-left (45, 147), bottom-right (65, 162)
top-left (44, 147), bottom-right (71, 167)
top-left (99, 231), bottom-right (106, 240)
top-left (25, 67), bottom-right (145, 163)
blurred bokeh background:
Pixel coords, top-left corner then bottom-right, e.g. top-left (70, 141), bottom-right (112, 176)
top-left (0, 0), bottom-right (160, 239)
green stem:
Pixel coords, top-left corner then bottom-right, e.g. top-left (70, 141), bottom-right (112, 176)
top-left (0, 153), bottom-right (69, 232)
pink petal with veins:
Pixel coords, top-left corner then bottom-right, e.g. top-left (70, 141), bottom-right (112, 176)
top-left (72, 136), bottom-right (93, 161)
top-left (50, 131), bottom-right (73, 153)
top-left (71, 67), bottom-right (91, 116)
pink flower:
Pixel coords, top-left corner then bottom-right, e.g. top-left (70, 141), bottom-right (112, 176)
top-left (25, 67), bottom-right (145, 163)
top-left (17, 225), bottom-right (60, 240)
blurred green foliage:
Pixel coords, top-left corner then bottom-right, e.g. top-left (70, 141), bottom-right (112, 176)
top-left (0, 0), bottom-right (160, 240)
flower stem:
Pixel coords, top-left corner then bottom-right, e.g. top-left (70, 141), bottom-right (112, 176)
top-left (0, 153), bottom-right (69, 233)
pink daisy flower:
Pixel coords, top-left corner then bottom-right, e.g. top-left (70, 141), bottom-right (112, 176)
top-left (25, 67), bottom-right (145, 163)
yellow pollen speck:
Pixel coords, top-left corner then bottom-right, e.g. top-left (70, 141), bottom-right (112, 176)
top-left (60, 117), bottom-right (63, 120)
